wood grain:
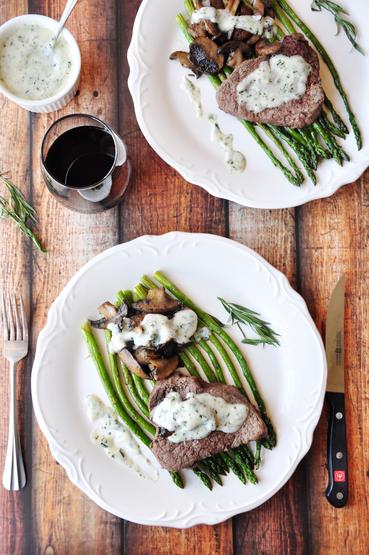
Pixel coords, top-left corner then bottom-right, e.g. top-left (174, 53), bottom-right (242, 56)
top-left (228, 206), bottom-right (310, 555)
top-left (119, 3), bottom-right (232, 552)
top-left (28, 0), bottom-right (121, 553)
top-left (0, 3), bottom-right (32, 553)
top-left (1, 0), bottom-right (369, 553)
top-left (298, 180), bottom-right (369, 555)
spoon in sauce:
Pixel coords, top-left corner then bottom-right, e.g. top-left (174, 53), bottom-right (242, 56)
top-left (51, 0), bottom-right (79, 47)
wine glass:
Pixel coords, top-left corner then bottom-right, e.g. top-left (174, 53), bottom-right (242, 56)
top-left (41, 113), bottom-right (131, 213)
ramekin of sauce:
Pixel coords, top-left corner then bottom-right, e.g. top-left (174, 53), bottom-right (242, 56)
top-left (0, 14), bottom-right (81, 112)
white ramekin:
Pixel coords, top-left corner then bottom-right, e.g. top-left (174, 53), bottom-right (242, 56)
top-left (0, 14), bottom-right (81, 113)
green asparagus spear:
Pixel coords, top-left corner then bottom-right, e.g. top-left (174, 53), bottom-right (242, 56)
top-left (276, 0), bottom-right (362, 149)
top-left (120, 361), bottom-right (150, 417)
top-left (219, 452), bottom-right (246, 484)
top-left (185, 344), bottom-right (217, 382)
top-left (324, 95), bottom-right (349, 134)
top-left (105, 330), bottom-right (155, 434)
top-left (179, 350), bottom-right (199, 377)
top-left (136, 278), bottom-right (262, 479)
top-left (178, 327), bottom-right (256, 480)
top-left (230, 448), bottom-right (258, 484)
top-left (267, 125), bottom-right (317, 185)
top-left (198, 338), bottom-right (226, 384)
top-left (82, 322), bottom-right (150, 443)
top-left (118, 287), bottom-right (221, 488)
top-left (176, 13), bottom-right (305, 186)
top-left (192, 467), bottom-right (213, 490)
top-left (313, 121), bottom-right (344, 165)
top-left (321, 112), bottom-right (346, 139)
top-left (197, 462), bottom-right (223, 485)
top-left (81, 322), bottom-right (185, 489)
top-left (153, 272), bottom-right (276, 447)
top-left (116, 291), bottom-right (151, 408)
top-left (258, 124), bottom-right (304, 186)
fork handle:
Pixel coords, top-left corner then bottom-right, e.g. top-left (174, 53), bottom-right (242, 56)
top-left (3, 361), bottom-right (26, 490)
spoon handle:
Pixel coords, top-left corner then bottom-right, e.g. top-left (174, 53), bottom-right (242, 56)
top-left (55, 0), bottom-right (79, 42)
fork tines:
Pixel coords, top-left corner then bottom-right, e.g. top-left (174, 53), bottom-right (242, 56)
top-left (1, 294), bottom-right (28, 342)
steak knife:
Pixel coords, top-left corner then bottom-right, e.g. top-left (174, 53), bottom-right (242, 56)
top-left (325, 274), bottom-right (348, 508)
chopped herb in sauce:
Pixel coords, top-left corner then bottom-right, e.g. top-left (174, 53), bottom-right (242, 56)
top-left (0, 23), bottom-right (74, 100)
top-left (236, 54), bottom-right (311, 113)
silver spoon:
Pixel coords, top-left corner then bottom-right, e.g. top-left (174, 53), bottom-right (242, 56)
top-left (52, 0), bottom-right (79, 46)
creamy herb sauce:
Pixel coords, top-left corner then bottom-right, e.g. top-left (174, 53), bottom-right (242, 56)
top-left (194, 326), bottom-right (211, 342)
top-left (236, 54), bottom-right (311, 113)
top-left (182, 77), bottom-right (246, 174)
top-left (108, 308), bottom-right (198, 353)
top-left (0, 23), bottom-right (73, 100)
top-left (151, 391), bottom-right (247, 443)
top-left (183, 74), bottom-right (203, 117)
top-left (86, 395), bottom-right (158, 480)
top-left (208, 114), bottom-right (247, 173)
top-left (191, 7), bottom-right (274, 38)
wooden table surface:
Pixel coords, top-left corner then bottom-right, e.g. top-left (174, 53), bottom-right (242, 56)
top-left (0, 1), bottom-right (368, 553)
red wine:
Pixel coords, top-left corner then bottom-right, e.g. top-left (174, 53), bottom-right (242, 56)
top-left (44, 126), bottom-right (115, 189)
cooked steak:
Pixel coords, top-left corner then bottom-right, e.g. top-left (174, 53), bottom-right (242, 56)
top-left (216, 33), bottom-right (324, 128)
top-left (149, 375), bottom-right (267, 471)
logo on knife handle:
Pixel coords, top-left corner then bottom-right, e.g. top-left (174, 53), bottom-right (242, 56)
top-left (334, 470), bottom-right (346, 482)
top-left (335, 330), bottom-right (343, 365)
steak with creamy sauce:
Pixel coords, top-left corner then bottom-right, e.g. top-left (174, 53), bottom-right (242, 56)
top-left (149, 375), bottom-right (267, 470)
top-left (216, 33), bottom-right (324, 128)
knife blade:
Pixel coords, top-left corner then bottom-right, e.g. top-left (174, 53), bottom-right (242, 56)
top-left (325, 274), bottom-right (348, 508)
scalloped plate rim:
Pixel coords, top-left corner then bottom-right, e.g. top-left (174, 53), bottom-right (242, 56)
top-left (31, 232), bottom-right (327, 527)
top-left (127, 0), bottom-right (369, 209)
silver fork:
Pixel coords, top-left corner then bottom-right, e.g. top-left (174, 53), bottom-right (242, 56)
top-left (1, 294), bottom-right (28, 490)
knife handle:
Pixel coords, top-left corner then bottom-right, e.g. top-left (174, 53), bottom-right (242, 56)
top-left (325, 391), bottom-right (348, 507)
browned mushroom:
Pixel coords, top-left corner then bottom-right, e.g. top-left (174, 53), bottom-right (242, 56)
top-left (169, 51), bottom-right (202, 77)
top-left (148, 356), bottom-right (179, 380)
top-left (253, 0), bottom-right (265, 16)
top-left (158, 340), bottom-right (178, 359)
top-left (118, 349), bottom-right (148, 379)
top-left (231, 29), bottom-right (252, 42)
top-left (134, 347), bottom-right (161, 365)
top-left (225, 0), bottom-right (240, 15)
top-left (189, 37), bottom-right (225, 74)
top-left (188, 21), bottom-right (208, 39)
top-left (89, 301), bottom-right (128, 329)
top-left (255, 39), bottom-right (282, 56)
top-left (188, 18), bottom-right (219, 39)
top-left (227, 48), bottom-right (244, 68)
top-left (239, 2), bottom-right (253, 15)
top-left (132, 287), bottom-right (181, 314)
top-left (203, 19), bottom-right (220, 36)
top-left (130, 313), bottom-right (145, 328)
top-left (247, 34), bottom-right (261, 45)
top-left (218, 40), bottom-right (252, 58)
top-left (98, 301), bottom-right (118, 319)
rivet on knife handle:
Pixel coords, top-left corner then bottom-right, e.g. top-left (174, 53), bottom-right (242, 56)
top-left (325, 391), bottom-right (348, 507)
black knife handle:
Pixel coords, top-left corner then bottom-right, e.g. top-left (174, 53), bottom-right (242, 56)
top-left (325, 391), bottom-right (348, 507)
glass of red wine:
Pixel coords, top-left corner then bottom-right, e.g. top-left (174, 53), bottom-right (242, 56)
top-left (41, 114), bottom-right (131, 213)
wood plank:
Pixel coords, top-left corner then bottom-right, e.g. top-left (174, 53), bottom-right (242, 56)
top-left (119, 2), bottom-right (232, 552)
top-left (28, 0), bottom-right (121, 553)
top-left (0, 3), bottom-right (32, 553)
top-left (298, 179), bottom-right (369, 555)
top-left (228, 205), bottom-right (309, 554)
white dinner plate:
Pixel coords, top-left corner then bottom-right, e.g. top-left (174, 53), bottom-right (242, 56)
top-left (127, 0), bottom-right (369, 209)
top-left (32, 232), bottom-right (326, 527)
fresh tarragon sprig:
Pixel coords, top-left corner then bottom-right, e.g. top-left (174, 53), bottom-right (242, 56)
top-left (0, 174), bottom-right (46, 252)
top-left (218, 298), bottom-right (280, 347)
top-left (311, 0), bottom-right (364, 55)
